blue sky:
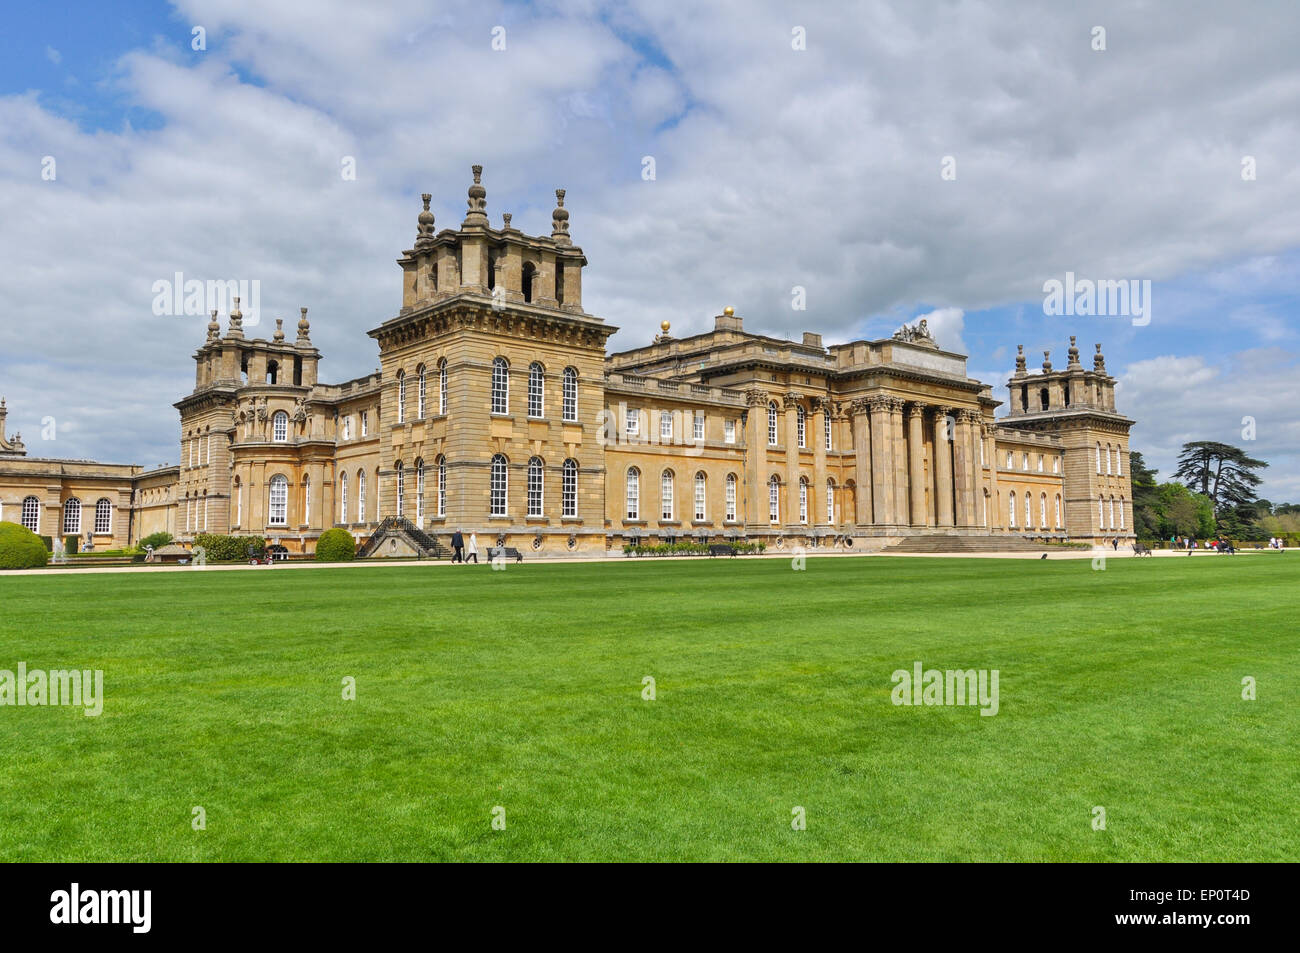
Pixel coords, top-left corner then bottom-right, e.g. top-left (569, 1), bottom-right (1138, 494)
top-left (1, 0), bottom-right (1298, 499)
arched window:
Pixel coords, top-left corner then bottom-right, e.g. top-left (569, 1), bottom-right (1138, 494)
top-left (694, 471), bottom-right (706, 522)
top-left (1119, 496), bottom-right (1125, 530)
top-left (415, 458), bottom-right (425, 520)
top-left (339, 471), bottom-right (348, 523)
top-left (527, 456), bottom-right (544, 517)
top-left (435, 456), bottom-right (446, 517)
top-left (1040, 493), bottom-right (1047, 529)
top-left (416, 365), bottom-right (426, 419)
top-left (490, 454), bottom-right (508, 516)
top-left (797, 406), bottom-right (806, 448)
top-left (1096, 442), bottom-right (1102, 474)
top-left (268, 475), bottom-right (288, 526)
top-left (1008, 491), bottom-right (1017, 528)
top-left (522, 261), bottom-right (536, 303)
top-left (94, 498), bottom-right (112, 535)
top-left (725, 473), bottom-right (738, 522)
top-left (303, 476), bottom-right (311, 524)
top-left (357, 469), bottom-right (366, 523)
top-left (63, 498), bottom-right (82, 535)
top-left (273, 411), bottom-right (288, 442)
top-left (1105, 443), bottom-right (1112, 475)
top-left (394, 461), bottom-right (405, 516)
top-left (661, 469), bottom-right (674, 521)
top-left (1109, 495), bottom-right (1116, 530)
top-left (1115, 448), bottom-right (1123, 477)
top-left (562, 367), bottom-right (578, 422)
top-left (768, 402), bottom-right (778, 446)
top-left (267, 360), bottom-right (279, 385)
top-left (982, 489), bottom-right (989, 527)
top-left (396, 370), bottom-right (406, 423)
top-left (1098, 495), bottom-right (1105, 528)
top-left (1025, 493), bottom-right (1032, 529)
top-left (1039, 387), bottom-right (1049, 411)
top-left (626, 467), bottom-right (640, 520)
top-left (1054, 494), bottom-right (1062, 528)
top-left (827, 479), bottom-right (836, 524)
top-left (528, 362), bottom-right (545, 418)
top-left (234, 477), bottom-right (243, 527)
top-left (798, 476), bottom-right (809, 523)
top-left (438, 358), bottom-right (448, 415)
top-left (491, 357), bottom-right (509, 415)
top-left (768, 475), bottom-right (780, 523)
top-left (562, 459), bottom-right (578, 518)
top-left (825, 414), bottom-right (833, 452)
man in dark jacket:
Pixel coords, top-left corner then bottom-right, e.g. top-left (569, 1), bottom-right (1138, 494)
top-left (451, 530), bottom-right (464, 563)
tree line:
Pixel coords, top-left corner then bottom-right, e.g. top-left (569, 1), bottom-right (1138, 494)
top-left (1131, 441), bottom-right (1296, 542)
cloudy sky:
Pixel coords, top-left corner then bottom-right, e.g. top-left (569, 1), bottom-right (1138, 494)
top-left (2, 0), bottom-right (1298, 499)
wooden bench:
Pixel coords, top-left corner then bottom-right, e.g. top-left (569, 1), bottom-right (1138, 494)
top-left (708, 544), bottom-right (737, 557)
top-left (487, 546), bottom-right (524, 563)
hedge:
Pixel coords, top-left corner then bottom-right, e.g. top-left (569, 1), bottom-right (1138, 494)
top-left (139, 531), bottom-right (174, 551)
top-left (622, 541), bottom-right (767, 557)
top-left (0, 521), bottom-right (51, 569)
top-left (193, 533), bottom-right (267, 561)
top-left (315, 528), bottom-right (357, 561)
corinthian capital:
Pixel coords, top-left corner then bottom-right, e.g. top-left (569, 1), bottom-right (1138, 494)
top-left (907, 402), bottom-right (928, 420)
top-left (782, 391), bottom-right (804, 410)
top-left (849, 397), bottom-right (872, 417)
top-left (744, 388), bottom-right (770, 408)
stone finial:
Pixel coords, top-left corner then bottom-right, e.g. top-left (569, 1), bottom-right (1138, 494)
top-left (415, 193), bottom-right (435, 248)
top-left (273, 318), bottom-right (285, 343)
top-left (1014, 344), bottom-right (1026, 376)
top-left (463, 164), bottom-right (488, 226)
top-left (1094, 342), bottom-right (1106, 372)
top-left (502, 212), bottom-right (513, 230)
top-left (724, 306), bottom-right (734, 316)
top-left (1067, 335), bottom-right (1081, 367)
top-left (227, 297), bottom-right (244, 338)
top-left (1042, 350), bottom-right (1052, 372)
top-left (206, 309), bottom-right (220, 341)
top-left (296, 306), bottom-right (311, 344)
top-left (551, 189), bottom-right (571, 245)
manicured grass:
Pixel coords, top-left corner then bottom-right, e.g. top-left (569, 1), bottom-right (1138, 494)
top-left (1, 554), bottom-right (1297, 861)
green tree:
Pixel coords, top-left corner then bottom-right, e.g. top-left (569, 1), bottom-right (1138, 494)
top-left (1129, 450), bottom-right (1161, 538)
top-left (1174, 441), bottom-right (1267, 512)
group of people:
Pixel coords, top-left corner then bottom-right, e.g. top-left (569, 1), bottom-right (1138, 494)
top-left (449, 530), bottom-right (479, 564)
top-left (1267, 537), bottom-right (1288, 550)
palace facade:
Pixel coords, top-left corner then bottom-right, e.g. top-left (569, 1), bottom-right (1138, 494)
top-left (0, 167), bottom-right (1136, 556)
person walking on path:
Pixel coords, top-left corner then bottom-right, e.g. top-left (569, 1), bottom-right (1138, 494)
top-left (467, 532), bottom-right (479, 564)
top-left (451, 529), bottom-right (464, 563)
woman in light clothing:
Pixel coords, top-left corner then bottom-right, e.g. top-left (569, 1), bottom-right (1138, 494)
top-left (467, 532), bottom-right (479, 564)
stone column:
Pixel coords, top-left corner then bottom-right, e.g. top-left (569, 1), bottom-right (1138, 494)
top-left (952, 410), bottom-right (973, 527)
top-left (743, 389), bottom-right (768, 526)
top-left (985, 423), bottom-right (1000, 530)
top-left (931, 406), bottom-right (953, 527)
top-left (868, 396), bottom-right (893, 525)
top-left (968, 412), bottom-right (987, 529)
top-left (907, 403), bottom-right (927, 526)
top-left (811, 396), bottom-right (829, 525)
top-left (850, 398), bottom-right (872, 525)
top-left (783, 392), bottom-right (803, 527)
top-left (890, 398), bottom-right (908, 527)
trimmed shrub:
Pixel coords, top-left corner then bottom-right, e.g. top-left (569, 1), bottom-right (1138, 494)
top-left (0, 521), bottom-right (51, 569)
top-left (315, 528), bottom-right (357, 562)
top-left (37, 535), bottom-right (53, 551)
top-left (194, 533), bottom-right (267, 562)
top-left (64, 535), bottom-right (79, 554)
top-left (139, 531), bottom-right (173, 551)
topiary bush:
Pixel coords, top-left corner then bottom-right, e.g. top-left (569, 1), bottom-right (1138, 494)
top-left (315, 528), bottom-right (357, 561)
top-left (139, 531), bottom-right (173, 551)
top-left (0, 521), bottom-right (51, 569)
top-left (194, 533), bottom-right (266, 561)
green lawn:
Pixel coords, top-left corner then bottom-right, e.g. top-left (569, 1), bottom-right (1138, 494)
top-left (1, 554), bottom-right (1296, 862)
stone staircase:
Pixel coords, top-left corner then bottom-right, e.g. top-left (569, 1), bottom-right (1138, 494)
top-left (882, 534), bottom-right (1057, 554)
top-left (357, 516), bottom-right (450, 559)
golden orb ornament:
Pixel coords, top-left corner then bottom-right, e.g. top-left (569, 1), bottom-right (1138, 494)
top-left (660, 320), bottom-right (671, 332)
top-left (723, 306), bottom-right (734, 316)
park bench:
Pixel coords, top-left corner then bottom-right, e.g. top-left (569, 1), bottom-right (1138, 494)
top-left (708, 545), bottom-right (737, 557)
top-left (487, 546), bottom-right (524, 563)
top-left (1133, 542), bottom-right (1153, 556)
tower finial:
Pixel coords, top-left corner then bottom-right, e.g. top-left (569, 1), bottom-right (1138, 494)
top-left (1014, 344), bottom-right (1026, 376)
top-left (1094, 342), bottom-right (1106, 372)
top-left (415, 193), bottom-right (435, 249)
top-left (463, 164), bottom-right (488, 226)
top-left (227, 297), bottom-right (244, 338)
top-left (1067, 335), bottom-right (1080, 367)
top-left (1042, 350), bottom-right (1052, 372)
top-left (551, 189), bottom-right (571, 245)
top-left (273, 318), bottom-right (285, 343)
top-left (207, 309), bottom-right (220, 341)
top-left (296, 306), bottom-right (311, 345)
